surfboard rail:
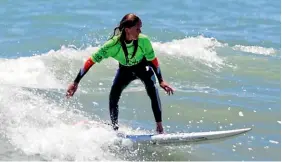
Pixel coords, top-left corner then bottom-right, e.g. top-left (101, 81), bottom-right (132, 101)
top-left (123, 128), bottom-right (252, 144)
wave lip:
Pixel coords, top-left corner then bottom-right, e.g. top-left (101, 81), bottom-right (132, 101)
top-left (153, 36), bottom-right (226, 68)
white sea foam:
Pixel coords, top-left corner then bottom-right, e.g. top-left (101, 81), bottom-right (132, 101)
top-left (232, 45), bottom-right (277, 55)
top-left (153, 36), bottom-right (226, 68)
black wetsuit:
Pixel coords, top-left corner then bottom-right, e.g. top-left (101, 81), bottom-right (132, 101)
top-left (110, 58), bottom-right (162, 130)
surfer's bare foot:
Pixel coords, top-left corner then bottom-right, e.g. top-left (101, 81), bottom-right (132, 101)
top-left (156, 122), bottom-right (164, 134)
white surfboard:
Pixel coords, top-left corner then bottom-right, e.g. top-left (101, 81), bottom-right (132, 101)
top-left (119, 128), bottom-right (252, 144)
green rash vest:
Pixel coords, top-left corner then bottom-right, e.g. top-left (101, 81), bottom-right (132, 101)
top-left (91, 34), bottom-right (156, 66)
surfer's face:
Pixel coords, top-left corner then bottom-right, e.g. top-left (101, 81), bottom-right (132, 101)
top-left (125, 20), bottom-right (142, 40)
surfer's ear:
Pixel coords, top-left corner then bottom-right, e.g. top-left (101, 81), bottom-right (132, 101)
top-left (124, 27), bottom-right (130, 33)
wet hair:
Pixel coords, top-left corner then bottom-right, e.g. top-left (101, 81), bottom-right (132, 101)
top-left (109, 13), bottom-right (141, 63)
top-left (110, 13), bottom-right (141, 40)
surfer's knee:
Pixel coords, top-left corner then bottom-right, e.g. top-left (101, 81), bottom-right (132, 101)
top-left (143, 75), bottom-right (158, 94)
top-left (145, 85), bottom-right (159, 98)
top-left (109, 85), bottom-right (122, 99)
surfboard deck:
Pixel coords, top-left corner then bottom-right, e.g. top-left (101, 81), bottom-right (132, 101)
top-left (119, 128), bottom-right (252, 144)
top-left (73, 120), bottom-right (251, 144)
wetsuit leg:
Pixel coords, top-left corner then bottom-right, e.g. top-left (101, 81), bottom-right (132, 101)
top-left (135, 66), bottom-right (162, 122)
top-left (109, 68), bottom-right (136, 130)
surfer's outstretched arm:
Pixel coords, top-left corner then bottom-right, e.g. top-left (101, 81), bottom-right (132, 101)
top-left (142, 35), bottom-right (173, 95)
top-left (66, 57), bottom-right (95, 98)
top-left (66, 39), bottom-right (114, 98)
top-left (148, 57), bottom-right (173, 95)
top-left (74, 57), bottom-right (95, 84)
top-left (148, 57), bottom-right (163, 83)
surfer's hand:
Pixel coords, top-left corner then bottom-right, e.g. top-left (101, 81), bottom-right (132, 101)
top-left (156, 122), bottom-right (164, 134)
top-left (66, 82), bottom-right (78, 98)
top-left (160, 81), bottom-right (174, 95)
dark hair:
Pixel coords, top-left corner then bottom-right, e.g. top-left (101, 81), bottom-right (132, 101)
top-left (109, 13), bottom-right (140, 40)
top-left (109, 13), bottom-right (141, 63)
